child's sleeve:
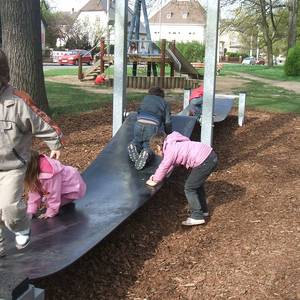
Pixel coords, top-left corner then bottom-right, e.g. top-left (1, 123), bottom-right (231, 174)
top-left (43, 174), bottom-right (63, 218)
top-left (15, 91), bottom-right (63, 150)
top-left (27, 192), bottom-right (42, 215)
top-left (152, 152), bottom-right (175, 182)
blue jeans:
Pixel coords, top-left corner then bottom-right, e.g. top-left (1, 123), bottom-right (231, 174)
top-left (184, 151), bottom-right (218, 219)
top-left (130, 122), bottom-right (159, 155)
top-left (178, 97), bottom-right (203, 118)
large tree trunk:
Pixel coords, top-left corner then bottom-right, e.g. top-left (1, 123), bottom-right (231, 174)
top-left (259, 0), bottom-right (274, 66)
top-left (0, 0), bottom-right (49, 111)
top-left (287, 0), bottom-right (299, 49)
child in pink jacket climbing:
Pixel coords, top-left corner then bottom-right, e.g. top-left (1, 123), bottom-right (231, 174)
top-left (25, 151), bottom-right (86, 219)
top-left (146, 131), bottom-right (218, 226)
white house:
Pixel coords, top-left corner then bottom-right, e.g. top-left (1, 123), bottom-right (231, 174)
top-left (149, 0), bottom-right (206, 43)
top-left (76, 0), bottom-right (147, 46)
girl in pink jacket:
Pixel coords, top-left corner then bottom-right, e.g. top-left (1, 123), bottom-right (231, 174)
top-left (146, 131), bottom-right (218, 226)
top-left (25, 151), bottom-right (86, 219)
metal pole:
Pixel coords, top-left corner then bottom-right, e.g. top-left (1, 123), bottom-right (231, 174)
top-left (134, 0), bottom-right (142, 46)
top-left (106, 0), bottom-right (110, 53)
top-left (141, 0), bottom-right (152, 53)
top-left (238, 92), bottom-right (246, 126)
top-left (113, 0), bottom-right (128, 136)
top-left (183, 89), bottom-right (191, 109)
top-left (128, 0), bottom-right (139, 44)
top-left (201, 0), bottom-right (220, 145)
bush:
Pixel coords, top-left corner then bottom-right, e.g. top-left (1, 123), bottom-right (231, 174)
top-left (284, 45), bottom-right (300, 76)
top-left (225, 52), bottom-right (247, 58)
top-left (175, 41), bottom-right (205, 62)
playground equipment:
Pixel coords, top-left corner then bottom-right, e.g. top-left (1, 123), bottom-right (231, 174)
top-left (0, 114), bottom-right (197, 299)
top-left (0, 0), bottom-right (235, 298)
top-left (81, 38), bottom-right (202, 89)
top-left (0, 98), bottom-right (237, 299)
top-left (79, 0), bottom-right (202, 89)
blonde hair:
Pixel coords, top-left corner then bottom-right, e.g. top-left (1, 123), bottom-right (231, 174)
top-left (149, 132), bottom-right (167, 152)
top-left (24, 150), bottom-right (43, 194)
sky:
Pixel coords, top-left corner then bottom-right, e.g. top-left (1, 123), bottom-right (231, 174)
top-left (48, 0), bottom-right (88, 12)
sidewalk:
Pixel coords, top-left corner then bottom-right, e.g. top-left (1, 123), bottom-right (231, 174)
top-left (235, 73), bottom-right (300, 94)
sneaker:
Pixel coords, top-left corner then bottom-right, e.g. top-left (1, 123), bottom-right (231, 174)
top-left (128, 143), bottom-right (139, 163)
top-left (203, 211), bottom-right (209, 217)
top-left (182, 217), bottom-right (205, 226)
top-left (135, 149), bottom-right (149, 170)
top-left (15, 229), bottom-right (30, 250)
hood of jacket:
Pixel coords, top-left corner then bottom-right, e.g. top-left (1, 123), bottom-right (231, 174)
top-left (163, 131), bottom-right (190, 152)
top-left (39, 155), bottom-right (64, 180)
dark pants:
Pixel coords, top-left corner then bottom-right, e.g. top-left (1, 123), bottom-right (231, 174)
top-left (130, 122), bottom-right (159, 155)
top-left (184, 151), bottom-right (218, 219)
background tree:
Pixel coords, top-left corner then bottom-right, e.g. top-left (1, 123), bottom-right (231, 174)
top-left (220, 0), bottom-right (288, 66)
top-left (0, 0), bottom-right (48, 111)
top-left (286, 0), bottom-right (299, 49)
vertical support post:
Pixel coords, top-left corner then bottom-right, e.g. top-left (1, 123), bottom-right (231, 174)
top-left (128, 0), bottom-right (139, 45)
top-left (201, 0), bottom-right (220, 145)
top-left (160, 39), bottom-right (166, 87)
top-left (106, 0), bottom-right (111, 53)
top-left (170, 40), bottom-right (176, 77)
top-left (183, 88), bottom-right (191, 109)
top-left (78, 55), bottom-right (83, 80)
top-left (100, 37), bottom-right (105, 73)
top-left (141, 0), bottom-right (152, 54)
top-left (147, 61), bottom-right (151, 76)
top-left (134, 0), bottom-right (142, 48)
top-left (113, 0), bottom-right (128, 136)
top-left (238, 92), bottom-right (246, 126)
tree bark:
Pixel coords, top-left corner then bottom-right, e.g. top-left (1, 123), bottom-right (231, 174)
top-left (287, 0), bottom-right (299, 49)
top-left (0, 0), bottom-right (49, 111)
top-left (259, 0), bottom-right (274, 66)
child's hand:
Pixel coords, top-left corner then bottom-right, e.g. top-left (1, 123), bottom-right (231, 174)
top-left (50, 150), bottom-right (61, 160)
top-left (146, 176), bottom-right (158, 186)
top-left (38, 213), bottom-right (49, 219)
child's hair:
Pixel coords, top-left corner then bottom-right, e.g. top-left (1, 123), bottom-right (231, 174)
top-left (148, 86), bottom-right (164, 98)
top-left (149, 132), bottom-right (167, 152)
top-left (24, 150), bottom-right (43, 194)
top-left (0, 49), bottom-right (10, 85)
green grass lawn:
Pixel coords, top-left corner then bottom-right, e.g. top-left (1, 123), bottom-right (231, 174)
top-left (232, 80), bottom-right (300, 113)
top-left (45, 64), bottom-right (300, 115)
top-left (222, 64), bottom-right (300, 82)
top-left (44, 67), bottom-right (91, 77)
top-left (44, 64), bottom-right (204, 78)
top-left (46, 81), bottom-right (147, 116)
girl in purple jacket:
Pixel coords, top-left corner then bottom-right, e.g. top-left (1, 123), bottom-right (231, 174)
top-left (146, 131), bottom-right (218, 226)
top-left (25, 151), bottom-right (86, 219)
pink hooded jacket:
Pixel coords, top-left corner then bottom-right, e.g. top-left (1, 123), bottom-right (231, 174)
top-left (152, 131), bottom-right (213, 182)
top-left (27, 155), bottom-right (86, 217)
top-left (189, 85), bottom-right (204, 101)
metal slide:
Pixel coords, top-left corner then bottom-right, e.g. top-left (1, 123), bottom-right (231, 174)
top-left (166, 46), bottom-right (200, 79)
top-left (0, 114), bottom-right (197, 300)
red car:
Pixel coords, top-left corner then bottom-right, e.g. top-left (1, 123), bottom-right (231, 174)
top-left (59, 49), bottom-right (93, 66)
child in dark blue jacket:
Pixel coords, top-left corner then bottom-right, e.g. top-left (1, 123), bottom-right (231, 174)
top-left (128, 86), bottom-right (172, 170)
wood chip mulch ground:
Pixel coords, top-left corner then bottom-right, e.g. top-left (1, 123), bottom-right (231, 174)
top-left (34, 102), bottom-right (300, 300)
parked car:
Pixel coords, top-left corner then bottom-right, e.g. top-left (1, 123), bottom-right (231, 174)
top-left (242, 56), bottom-right (256, 65)
top-left (59, 49), bottom-right (93, 66)
top-left (276, 55), bottom-right (286, 65)
top-left (255, 57), bottom-right (265, 65)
